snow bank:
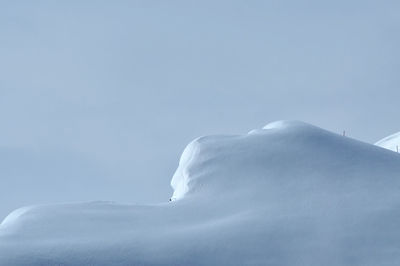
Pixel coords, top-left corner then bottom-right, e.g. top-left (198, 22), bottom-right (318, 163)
top-left (375, 131), bottom-right (400, 152)
top-left (2, 121), bottom-right (400, 265)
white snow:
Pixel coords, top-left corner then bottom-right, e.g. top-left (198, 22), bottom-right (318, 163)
top-left (375, 131), bottom-right (400, 153)
top-left (2, 120), bottom-right (400, 265)
top-left (170, 136), bottom-right (202, 200)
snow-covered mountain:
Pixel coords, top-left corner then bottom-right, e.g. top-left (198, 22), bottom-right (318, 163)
top-left (375, 131), bottom-right (400, 153)
top-left (1, 121), bottom-right (400, 265)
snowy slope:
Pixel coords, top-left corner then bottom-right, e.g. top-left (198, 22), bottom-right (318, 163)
top-left (375, 131), bottom-right (400, 153)
top-left (2, 121), bottom-right (400, 265)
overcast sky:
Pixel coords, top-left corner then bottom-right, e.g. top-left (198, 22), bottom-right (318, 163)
top-left (0, 0), bottom-right (399, 220)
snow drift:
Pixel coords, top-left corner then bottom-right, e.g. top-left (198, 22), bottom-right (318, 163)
top-left (375, 131), bottom-right (400, 153)
top-left (1, 121), bottom-right (400, 266)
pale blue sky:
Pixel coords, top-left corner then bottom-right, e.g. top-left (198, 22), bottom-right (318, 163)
top-left (0, 0), bottom-right (399, 219)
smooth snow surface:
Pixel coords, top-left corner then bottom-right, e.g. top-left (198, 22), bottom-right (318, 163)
top-left (2, 121), bottom-right (400, 266)
top-left (375, 132), bottom-right (400, 153)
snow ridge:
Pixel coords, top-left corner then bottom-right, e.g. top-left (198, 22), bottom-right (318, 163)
top-left (375, 131), bottom-right (400, 152)
top-left (2, 120), bottom-right (400, 266)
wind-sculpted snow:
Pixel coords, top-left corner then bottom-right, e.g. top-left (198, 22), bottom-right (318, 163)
top-left (2, 121), bottom-right (400, 266)
top-left (375, 131), bottom-right (400, 153)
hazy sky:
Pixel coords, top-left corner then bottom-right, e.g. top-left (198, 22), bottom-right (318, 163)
top-left (0, 0), bottom-right (399, 219)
